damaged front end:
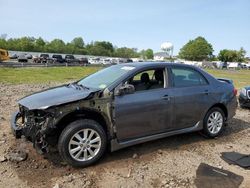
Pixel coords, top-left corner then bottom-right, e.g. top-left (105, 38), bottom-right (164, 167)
top-left (11, 105), bottom-right (55, 154)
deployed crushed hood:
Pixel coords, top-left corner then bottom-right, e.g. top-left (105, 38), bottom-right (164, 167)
top-left (18, 84), bottom-right (99, 110)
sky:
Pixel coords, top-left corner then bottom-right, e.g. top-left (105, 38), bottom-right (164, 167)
top-left (1, 0), bottom-right (250, 55)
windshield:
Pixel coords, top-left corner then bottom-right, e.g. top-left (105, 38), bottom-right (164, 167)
top-left (78, 65), bottom-right (135, 89)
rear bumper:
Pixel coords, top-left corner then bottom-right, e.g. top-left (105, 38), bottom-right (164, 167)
top-left (226, 96), bottom-right (238, 121)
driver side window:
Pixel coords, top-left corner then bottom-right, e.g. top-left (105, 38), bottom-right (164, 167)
top-left (126, 68), bottom-right (165, 92)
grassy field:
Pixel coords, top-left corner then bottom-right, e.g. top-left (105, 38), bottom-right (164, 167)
top-left (206, 69), bottom-right (250, 89)
top-left (0, 67), bottom-right (249, 89)
top-left (0, 67), bottom-right (102, 84)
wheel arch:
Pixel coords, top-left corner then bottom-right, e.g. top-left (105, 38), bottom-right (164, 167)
top-left (53, 109), bottom-right (111, 143)
top-left (207, 103), bottom-right (228, 119)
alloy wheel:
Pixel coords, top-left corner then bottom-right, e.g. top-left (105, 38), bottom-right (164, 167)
top-left (68, 128), bottom-right (101, 161)
top-left (207, 111), bottom-right (223, 134)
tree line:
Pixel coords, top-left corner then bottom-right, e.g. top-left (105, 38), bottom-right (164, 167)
top-left (0, 36), bottom-right (154, 59)
top-left (178, 36), bottom-right (247, 62)
top-left (0, 35), bottom-right (247, 62)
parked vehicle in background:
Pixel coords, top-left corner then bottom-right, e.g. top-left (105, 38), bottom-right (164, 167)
top-left (65, 55), bottom-right (80, 63)
top-left (33, 54), bottom-right (51, 63)
top-left (239, 86), bottom-right (250, 108)
top-left (222, 62), bottom-right (228, 69)
top-left (117, 58), bottom-right (126, 64)
top-left (18, 54), bottom-right (28, 62)
top-left (25, 54), bottom-right (32, 59)
top-left (111, 58), bottom-right (118, 64)
top-left (228, 62), bottom-right (239, 69)
top-left (240, 63), bottom-right (250, 69)
top-left (11, 62), bottom-right (237, 167)
top-left (0, 49), bottom-right (9, 62)
top-left (52, 54), bottom-right (65, 63)
top-left (126, 59), bottom-right (133, 63)
top-left (79, 57), bottom-right (89, 65)
top-left (247, 64), bottom-right (250, 70)
top-left (100, 58), bottom-right (111, 65)
top-left (10, 53), bottom-right (18, 59)
top-left (89, 57), bottom-right (100, 64)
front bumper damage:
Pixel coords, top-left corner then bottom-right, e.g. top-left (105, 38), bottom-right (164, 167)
top-left (10, 108), bottom-right (55, 154)
top-left (11, 111), bottom-right (23, 138)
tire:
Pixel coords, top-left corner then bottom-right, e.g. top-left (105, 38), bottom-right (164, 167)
top-left (58, 119), bottom-right (107, 167)
top-left (203, 107), bottom-right (225, 138)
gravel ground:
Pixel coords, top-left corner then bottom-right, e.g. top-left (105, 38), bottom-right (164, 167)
top-left (0, 83), bottom-right (250, 188)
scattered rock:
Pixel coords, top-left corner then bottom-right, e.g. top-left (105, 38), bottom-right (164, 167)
top-left (53, 183), bottom-right (60, 188)
top-left (5, 150), bottom-right (27, 162)
top-left (42, 164), bottom-right (47, 169)
top-left (85, 180), bottom-right (91, 186)
top-left (169, 181), bottom-right (175, 186)
top-left (225, 145), bottom-right (233, 149)
top-left (209, 143), bottom-right (215, 147)
top-left (0, 140), bottom-right (6, 144)
top-left (132, 153), bottom-right (138, 159)
top-left (127, 168), bottom-right (132, 178)
top-left (142, 165), bottom-right (148, 170)
top-left (1, 169), bottom-right (7, 175)
top-left (0, 155), bottom-right (7, 162)
top-left (157, 149), bottom-right (163, 154)
top-left (0, 116), bottom-right (5, 121)
top-left (218, 165), bottom-right (223, 169)
top-left (161, 180), bottom-right (167, 185)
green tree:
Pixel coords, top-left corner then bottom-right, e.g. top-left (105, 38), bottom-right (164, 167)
top-left (34, 37), bottom-right (46, 52)
top-left (140, 49), bottom-right (154, 59)
top-left (237, 47), bottom-right (246, 62)
top-left (71, 37), bottom-right (84, 49)
top-left (114, 47), bottom-right (139, 58)
top-left (86, 41), bottom-right (114, 56)
top-left (218, 48), bottom-right (246, 62)
top-left (0, 39), bottom-right (7, 49)
top-left (178, 36), bottom-right (213, 61)
top-left (18, 37), bottom-right (35, 51)
top-left (46, 39), bottom-right (66, 53)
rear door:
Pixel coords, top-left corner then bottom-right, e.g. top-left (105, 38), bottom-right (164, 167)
top-left (170, 66), bottom-right (211, 130)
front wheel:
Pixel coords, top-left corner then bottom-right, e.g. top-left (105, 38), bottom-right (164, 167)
top-left (58, 119), bottom-right (107, 167)
top-left (203, 107), bottom-right (225, 138)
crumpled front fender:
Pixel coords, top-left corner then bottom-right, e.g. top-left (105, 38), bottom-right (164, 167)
top-left (10, 111), bottom-right (23, 138)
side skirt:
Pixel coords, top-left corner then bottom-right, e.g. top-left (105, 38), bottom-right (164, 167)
top-left (110, 121), bottom-right (203, 152)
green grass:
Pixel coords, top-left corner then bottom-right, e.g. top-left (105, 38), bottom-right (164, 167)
top-left (0, 67), bottom-right (249, 89)
top-left (0, 67), bottom-right (102, 84)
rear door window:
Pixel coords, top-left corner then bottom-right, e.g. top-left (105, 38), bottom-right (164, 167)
top-left (171, 67), bottom-right (208, 87)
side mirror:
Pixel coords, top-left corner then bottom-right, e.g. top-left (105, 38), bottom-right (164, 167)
top-left (115, 84), bottom-right (135, 96)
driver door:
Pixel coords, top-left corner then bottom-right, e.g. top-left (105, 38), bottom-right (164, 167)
top-left (113, 68), bottom-right (174, 141)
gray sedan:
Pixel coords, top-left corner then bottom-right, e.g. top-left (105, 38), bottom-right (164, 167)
top-left (11, 62), bottom-right (237, 167)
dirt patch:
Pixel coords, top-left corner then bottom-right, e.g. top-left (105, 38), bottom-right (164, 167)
top-left (0, 83), bottom-right (250, 188)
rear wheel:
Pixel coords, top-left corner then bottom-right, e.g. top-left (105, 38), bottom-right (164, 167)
top-left (203, 107), bottom-right (225, 137)
top-left (58, 119), bottom-right (107, 167)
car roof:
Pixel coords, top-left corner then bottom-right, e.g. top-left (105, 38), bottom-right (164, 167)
top-left (116, 61), bottom-right (196, 69)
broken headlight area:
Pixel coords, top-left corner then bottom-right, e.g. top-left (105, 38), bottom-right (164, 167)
top-left (11, 106), bottom-right (55, 154)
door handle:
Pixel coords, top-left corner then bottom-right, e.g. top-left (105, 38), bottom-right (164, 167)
top-left (203, 90), bottom-right (209, 95)
top-left (162, 94), bottom-right (170, 100)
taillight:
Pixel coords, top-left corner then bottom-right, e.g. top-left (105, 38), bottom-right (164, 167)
top-left (233, 88), bottom-right (237, 96)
